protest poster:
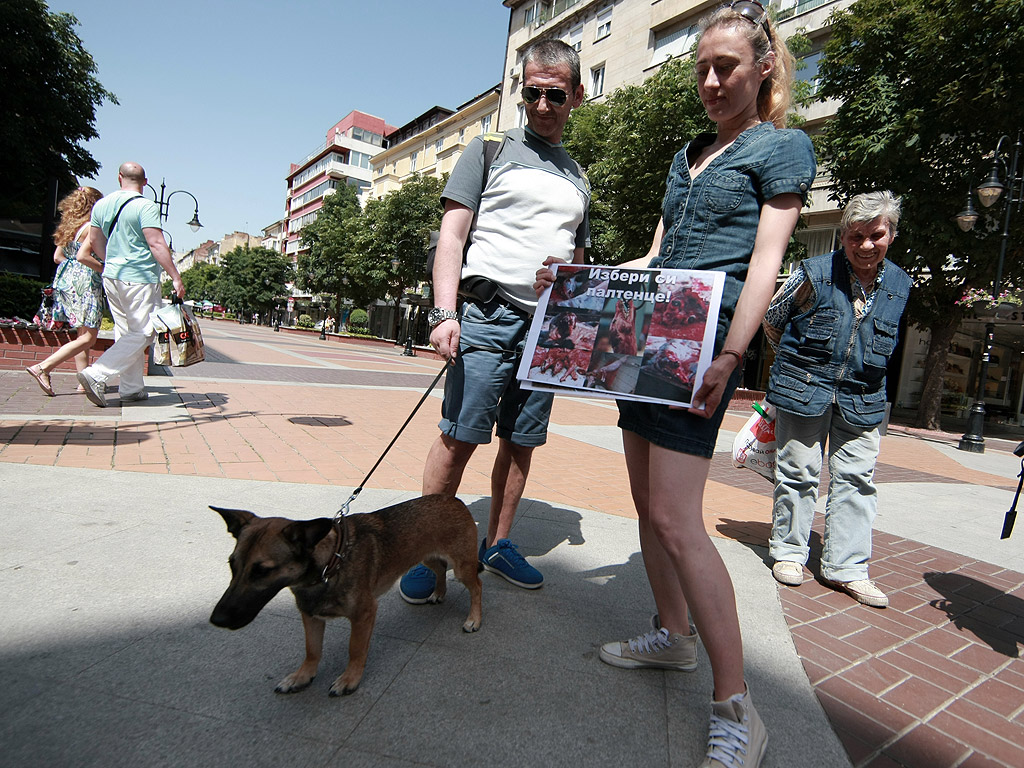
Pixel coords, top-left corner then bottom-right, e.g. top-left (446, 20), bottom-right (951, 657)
top-left (517, 263), bottom-right (724, 409)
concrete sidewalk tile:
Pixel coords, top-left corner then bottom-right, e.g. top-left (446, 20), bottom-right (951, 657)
top-left (951, 642), bottom-right (1017, 675)
top-left (816, 689), bottom-right (906, 748)
top-left (881, 675), bottom-right (955, 717)
top-left (841, 655), bottom-right (910, 696)
top-left (793, 632), bottom-right (853, 675)
top-left (884, 724), bottom-right (972, 768)
top-left (964, 676), bottom-right (1024, 719)
top-left (916, 625), bottom-right (975, 657)
top-left (818, 675), bottom-right (918, 734)
top-left (807, 611), bottom-right (874, 640)
top-left (932, 707), bottom-right (1024, 766)
top-left (894, 642), bottom-right (981, 686)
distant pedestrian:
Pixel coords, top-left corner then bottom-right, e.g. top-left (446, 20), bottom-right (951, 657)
top-left (27, 186), bottom-right (106, 396)
top-left (77, 162), bottom-right (185, 407)
top-left (764, 191), bottom-right (910, 608)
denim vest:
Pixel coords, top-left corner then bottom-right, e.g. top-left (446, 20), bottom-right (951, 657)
top-left (649, 123), bottom-right (817, 347)
top-left (767, 249), bottom-right (911, 427)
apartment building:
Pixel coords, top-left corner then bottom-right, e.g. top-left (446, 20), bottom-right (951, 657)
top-left (284, 111), bottom-right (395, 262)
top-left (261, 219), bottom-right (286, 254)
top-left (370, 87), bottom-right (500, 198)
top-left (499, 0), bottom-right (851, 245)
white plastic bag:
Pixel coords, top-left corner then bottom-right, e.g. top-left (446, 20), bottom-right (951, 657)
top-left (732, 401), bottom-right (776, 481)
top-left (152, 298), bottom-right (205, 367)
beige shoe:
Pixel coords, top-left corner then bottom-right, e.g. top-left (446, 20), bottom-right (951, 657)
top-left (771, 561), bottom-right (804, 586)
top-left (700, 688), bottom-right (767, 768)
top-left (76, 371), bottom-right (106, 408)
top-left (823, 578), bottom-right (888, 608)
top-left (599, 627), bottom-right (698, 671)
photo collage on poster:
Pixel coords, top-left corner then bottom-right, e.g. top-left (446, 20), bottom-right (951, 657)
top-left (518, 264), bottom-right (724, 409)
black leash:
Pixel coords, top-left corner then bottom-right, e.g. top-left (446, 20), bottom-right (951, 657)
top-left (1001, 448), bottom-right (1023, 540)
top-left (321, 362), bottom-right (449, 581)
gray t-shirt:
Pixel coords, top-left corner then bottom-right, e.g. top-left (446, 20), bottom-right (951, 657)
top-left (442, 127), bottom-right (590, 311)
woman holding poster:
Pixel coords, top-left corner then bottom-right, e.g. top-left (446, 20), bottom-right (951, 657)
top-left (537, 3), bottom-right (815, 765)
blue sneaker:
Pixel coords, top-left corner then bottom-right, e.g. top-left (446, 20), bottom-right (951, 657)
top-left (481, 539), bottom-right (543, 589)
top-left (399, 564), bottom-right (436, 604)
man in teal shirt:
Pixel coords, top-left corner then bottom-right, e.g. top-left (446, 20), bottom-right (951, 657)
top-left (77, 162), bottom-right (185, 407)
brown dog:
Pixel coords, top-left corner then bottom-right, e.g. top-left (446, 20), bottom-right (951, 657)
top-left (210, 494), bottom-right (483, 696)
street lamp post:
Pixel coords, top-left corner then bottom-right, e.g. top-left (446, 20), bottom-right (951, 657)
top-left (145, 178), bottom-right (203, 233)
top-left (954, 130), bottom-right (1022, 453)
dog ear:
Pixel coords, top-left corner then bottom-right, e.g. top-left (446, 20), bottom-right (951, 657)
top-left (281, 518), bottom-right (335, 552)
top-left (210, 506), bottom-right (256, 538)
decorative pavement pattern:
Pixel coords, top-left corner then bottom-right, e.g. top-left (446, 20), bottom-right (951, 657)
top-left (2, 320), bottom-right (1022, 767)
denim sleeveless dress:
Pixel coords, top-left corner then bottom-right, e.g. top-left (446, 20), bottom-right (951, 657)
top-left (618, 122), bottom-right (817, 456)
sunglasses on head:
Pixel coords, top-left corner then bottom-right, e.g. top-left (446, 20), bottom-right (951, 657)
top-left (521, 85), bottom-right (569, 107)
top-left (726, 0), bottom-right (773, 45)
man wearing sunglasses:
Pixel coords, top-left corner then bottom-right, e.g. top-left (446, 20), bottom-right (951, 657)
top-left (401, 39), bottom-right (589, 602)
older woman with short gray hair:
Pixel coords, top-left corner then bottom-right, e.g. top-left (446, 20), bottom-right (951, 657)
top-left (762, 191), bottom-right (911, 608)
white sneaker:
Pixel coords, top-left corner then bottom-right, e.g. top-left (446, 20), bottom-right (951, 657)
top-left (599, 627), bottom-right (697, 671)
top-left (772, 561), bottom-right (804, 586)
top-left (700, 688), bottom-right (767, 768)
top-left (823, 578), bottom-right (888, 608)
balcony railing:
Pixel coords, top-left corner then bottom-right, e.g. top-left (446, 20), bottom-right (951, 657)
top-left (537, 0), bottom-right (582, 27)
top-left (777, 0), bottom-right (834, 21)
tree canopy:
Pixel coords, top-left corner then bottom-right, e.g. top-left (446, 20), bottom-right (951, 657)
top-left (298, 175), bottom-right (445, 319)
top-left (816, 0), bottom-right (1024, 427)
top-left (297, 183), bottom-right (364, 311)
top-left (562, 57), bottom-right (711, 265)
top-left (179, 262), bottom-right (222, 303)
top-left (0, 1), bottom-right (117, 219)
top-left (216, 246), bottom-right (293, 317)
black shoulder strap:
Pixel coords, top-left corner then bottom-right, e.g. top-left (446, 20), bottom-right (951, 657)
top-left (106, 194), bottom-right (143, 238)
top-left (479, 133), bottom-right (504, 195)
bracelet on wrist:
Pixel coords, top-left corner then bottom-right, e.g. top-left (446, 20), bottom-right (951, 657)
top-left (717, 349), bottom-right (743, 365)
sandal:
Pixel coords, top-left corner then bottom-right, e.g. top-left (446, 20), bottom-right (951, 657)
top-left (27, 365), bottom-right (55, 397)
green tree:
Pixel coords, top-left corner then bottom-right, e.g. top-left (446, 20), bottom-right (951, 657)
top-left (298, 184), bottom-right (362, 321)
top-left (816, 0), bottom-right (1024, 429)
top-left (0, 1), bottom-right (117, 219)
top-left (353, 174), bottom-right (446, 338)
top-left (179, 262), bottom-right (222, 302)
top-left (563, 57), bottom-right (712, 264)
top-left (218, 245), bottom-right (293, 318)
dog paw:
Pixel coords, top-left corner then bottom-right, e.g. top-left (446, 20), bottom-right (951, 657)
top-left (275, 673), bottom-right (314, 694)
top-left (462, 618), bottom-right (481, 633)
top-left (426, 593), bottom-right (445, 604)
top-left (328, 677), bottom-right (360, 697)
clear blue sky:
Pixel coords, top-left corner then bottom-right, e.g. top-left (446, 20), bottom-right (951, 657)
top-left (48, 1), bottom-right (512, 253)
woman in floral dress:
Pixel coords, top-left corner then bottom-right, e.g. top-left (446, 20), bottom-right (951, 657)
top-left (26, 186), bottom-right (106, 396)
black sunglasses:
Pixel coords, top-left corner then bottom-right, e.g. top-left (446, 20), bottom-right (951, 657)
top-left (521, 85), bottom-right (569, 107)
top-left (726, 0), bottom-right (773, 46)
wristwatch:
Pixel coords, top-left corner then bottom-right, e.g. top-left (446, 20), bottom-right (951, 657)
top-left (428, 307), bottom-right (459, 328)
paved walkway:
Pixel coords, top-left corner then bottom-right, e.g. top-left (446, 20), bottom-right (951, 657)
top-left (1, 320), bottom-right (1022, 767)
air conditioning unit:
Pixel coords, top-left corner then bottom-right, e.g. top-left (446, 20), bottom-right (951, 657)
top-left (509, 65), bottom-right (521, 79)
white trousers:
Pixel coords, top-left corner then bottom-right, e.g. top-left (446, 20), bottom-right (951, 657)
top-left (84, 279), bottom-right (161, 395)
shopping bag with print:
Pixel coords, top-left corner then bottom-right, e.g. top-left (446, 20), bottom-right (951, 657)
top-left (732, 401), bottom-right (776, 481)
top-left (152, 297), bottom-right (205, 367)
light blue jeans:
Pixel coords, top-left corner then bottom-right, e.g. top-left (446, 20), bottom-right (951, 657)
top-left (769, 405), bottom-right (881, 582)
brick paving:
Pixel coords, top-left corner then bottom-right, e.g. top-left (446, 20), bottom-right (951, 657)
top-left (2, 318), bottom-right (1023, 767)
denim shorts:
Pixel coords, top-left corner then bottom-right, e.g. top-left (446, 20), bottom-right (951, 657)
top-left (439, 299), bottom-right (553, 447)
top-left (616, 368), bottom-right (740, 458)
